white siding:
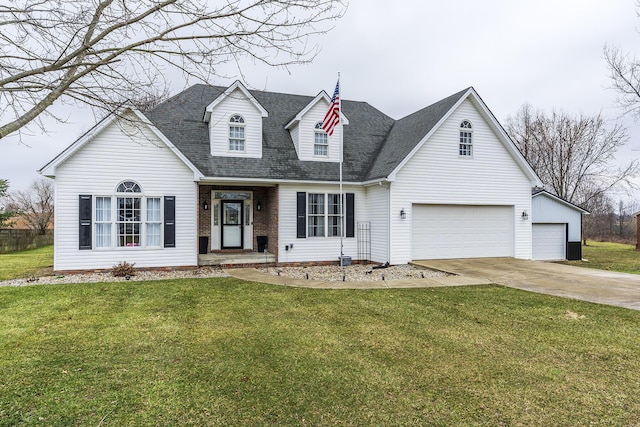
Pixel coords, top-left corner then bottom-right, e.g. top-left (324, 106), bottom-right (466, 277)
top-left (391, 98), bottom-right (533, 264)
top-left (293, 101), bottom-right (343, 163)
top-left (532, 193), bottom-right (583, 241)
top-left (278, 184), bottom-right (365, 263)
top-left (209, 87), bottom-right (263, 158)
top-left (365, 183), bottom-right (389, 263)
top-left (290, 122), bottom-right (300, 156)
top-left (53, 117), bottom-right (198, 271)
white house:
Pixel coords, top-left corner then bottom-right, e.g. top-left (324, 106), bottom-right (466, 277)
top-left (40, 81), bottom-right (545, 272)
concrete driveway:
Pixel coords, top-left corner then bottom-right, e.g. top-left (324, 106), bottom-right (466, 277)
top-left (414, 257), bottom-right (640, 311)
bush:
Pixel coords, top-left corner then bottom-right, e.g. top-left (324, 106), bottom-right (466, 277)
top-left (111, 261), bottom-right (136, 277)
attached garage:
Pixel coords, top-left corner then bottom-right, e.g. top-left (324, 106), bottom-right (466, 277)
top-left (411, 204), bottom-right (514, 259)
top-left (532, 223), bottom-right (566, 260)
top-left (531, 190), bottom-right (588, 261)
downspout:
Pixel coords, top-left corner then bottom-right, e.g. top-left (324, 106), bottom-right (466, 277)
top-left (387, 181), bottom-right (391, 264)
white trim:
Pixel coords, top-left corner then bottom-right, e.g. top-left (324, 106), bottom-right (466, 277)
top-left (387, 88), bottom-right (542, 187)
top-left (198, 177), bottom-right (362, 186)
top-left (39, 108), bottom-right (204, 181)
top-left (532, 190), bottom-right (589, 214)
top-left (203, 80), bottom-right (268, 122)
top-left (284, 91), bottom-right (350, 130)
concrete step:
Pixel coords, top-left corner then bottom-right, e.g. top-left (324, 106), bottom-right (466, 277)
top-left (198, 252), bottom-right (276, 266)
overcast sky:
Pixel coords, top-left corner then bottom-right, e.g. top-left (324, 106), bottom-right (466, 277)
top-left (2, 0), bottom-right (639, 192)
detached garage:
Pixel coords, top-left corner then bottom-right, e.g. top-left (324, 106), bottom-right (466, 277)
top-left (411, 204), bottom-right (514, 259)
top-left (531, 189), bottom-right (588, 261)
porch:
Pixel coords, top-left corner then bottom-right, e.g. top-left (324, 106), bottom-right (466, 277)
top-left (198, 184), bottom-right (279, 260)
top-left (198, 251), bottom-right (277, 267)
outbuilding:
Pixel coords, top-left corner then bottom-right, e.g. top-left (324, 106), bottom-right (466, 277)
top-left (531, 189), bottom-right (589, 261)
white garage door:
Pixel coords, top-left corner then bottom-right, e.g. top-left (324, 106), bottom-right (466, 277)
top-left (411, 205), bottom-right (514, 260)
top-left (532, 223), bottom-right (566, 260)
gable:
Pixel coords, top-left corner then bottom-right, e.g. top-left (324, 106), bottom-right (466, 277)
top-left (39, 109), bottom-right (202, 180)
top-left (395, 98), bottom-right (535, 201)
top-left (207, 86), bottom-right (265, 159)
top-left (383, 88), bottom-right (540, 187)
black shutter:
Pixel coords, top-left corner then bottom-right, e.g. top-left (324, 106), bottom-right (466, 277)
top-left (164, 196), bottom-right (176, 248)
top-left (296, 192), bottom-right (306, 238)
top-left (346, 193), bottom-right (355, 238)
top-left (79, 195), bottom-right (92, 250)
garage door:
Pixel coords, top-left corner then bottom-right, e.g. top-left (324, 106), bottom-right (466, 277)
top-left (411, 205), bottom-right (514, 260)
top-left (532, 223), bottom-right (566, 260)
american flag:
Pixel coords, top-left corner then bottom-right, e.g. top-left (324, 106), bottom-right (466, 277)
top-left (322, 80), bottom-right (340, 136)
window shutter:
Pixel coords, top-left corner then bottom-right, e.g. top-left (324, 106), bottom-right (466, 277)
top-left (164, 196), bottom-right (176, 248)
top-left (79, 195), bottom-right (92, 250)
top-left (346, 193), bottom-right (355, 238)
top-left (296, 192), bottom-right (306, 238)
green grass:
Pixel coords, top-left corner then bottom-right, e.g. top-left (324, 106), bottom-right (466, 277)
top-left (2, 279), bottom-right (640, 426)
top-left (0, 246), bottom-right (53, 280)
top-left (562, 241), bottom-right (640, 274)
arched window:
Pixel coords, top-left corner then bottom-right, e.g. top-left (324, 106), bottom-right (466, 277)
top-left (116, 180), bottom-right (141, 193)
top-left (94, 180), bottom-right (160, 248)
top-left (229, 114), bottom-right (245, 151)
top-left (314, 121), bottom-right (328, 156)
top-left (459, 120), bottom-right (472, 157)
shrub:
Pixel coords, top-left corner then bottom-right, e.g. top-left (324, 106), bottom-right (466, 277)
top-left (111, 261), bottom-right (136, 277)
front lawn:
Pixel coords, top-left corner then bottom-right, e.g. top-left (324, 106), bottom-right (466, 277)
top-left (2, 279), bottom-right (640, 426)
top-left (563, 241), bottom-right (640, 274)
top-left (0, 245), bottom-right (53, 280)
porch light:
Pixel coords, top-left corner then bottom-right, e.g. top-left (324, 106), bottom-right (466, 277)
top-left (400, 208), bottom-right (406, 219)
top-left (522, 210), bottom-right (528, 220)
top-left (203, 201), bottom-right (209, 211)
top-left (257, 201), bottom-right (262, 211)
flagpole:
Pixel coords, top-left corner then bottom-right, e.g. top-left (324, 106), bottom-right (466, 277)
top-left (338, 73), bottom-right (344, 270)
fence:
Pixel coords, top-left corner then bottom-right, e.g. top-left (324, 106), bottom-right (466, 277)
top-left (0, 229), bottom-right (53, 254)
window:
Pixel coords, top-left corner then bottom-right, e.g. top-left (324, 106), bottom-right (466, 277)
top-left (308, 193), bottom-right (325, 237)
top-left (314, 122), bottom-right (328, 156)
top-left (92, 181), bottom-right (165, 249)
top-left (117, 196), bottom-right (141, 247)
top-left (459, 120), bottom-right (473, 156)
top-left (307, 193), bottom-right (342, 237)
top-left (146, 198), bottom-right (162, 247)
top-left (328, 194), bottom-right (341, 237)
top-left (95, 197), bottom-right (112, 248)
top-left (229, 114), bottom-right (245, 151)
top-left (297, 192), bottom-right (354, 239)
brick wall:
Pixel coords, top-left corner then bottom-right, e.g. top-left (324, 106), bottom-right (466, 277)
top-left (197, 184), bottom-right (279, 256)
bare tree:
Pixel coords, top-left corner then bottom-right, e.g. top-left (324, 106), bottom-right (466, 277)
top-left (0, 0), bottom-right (346, 139)
top-left (6, 179), bottom-right (54, 235)
top-left (506, 104), bottom-right (638, 208)
top-left (604, 44), bottom-right (640, 118)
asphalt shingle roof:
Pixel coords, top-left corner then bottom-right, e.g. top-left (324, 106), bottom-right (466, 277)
top-left (144, 84), bottom-right (470, 182)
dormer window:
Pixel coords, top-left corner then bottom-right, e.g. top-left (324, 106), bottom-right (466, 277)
top-left (314, 121), bottom-right (328, 156)
top-left (459, 120), bottom-right (473, 157)
top-left (229, 114), bottom-right (245, 152)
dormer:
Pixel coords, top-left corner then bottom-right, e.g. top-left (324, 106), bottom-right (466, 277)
top-left (285, 91), bottom-right (349, 162)
top-left (203, 81), bottom-right (268, 158)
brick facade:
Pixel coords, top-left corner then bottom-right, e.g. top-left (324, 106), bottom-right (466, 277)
top-left (198, 184), bottom-right (279, 257)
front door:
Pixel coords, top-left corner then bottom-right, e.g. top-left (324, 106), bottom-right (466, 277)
top-left (222, 201), bottom-right (243, 249)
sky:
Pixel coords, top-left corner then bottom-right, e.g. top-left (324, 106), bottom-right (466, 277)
top-left (1, 0), bottom-right (640, 193)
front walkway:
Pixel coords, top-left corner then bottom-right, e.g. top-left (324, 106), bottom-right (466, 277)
top-left (226, 258), bottom-right (640, 311)
top-left (224, 268), bottom-right (488, 289)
